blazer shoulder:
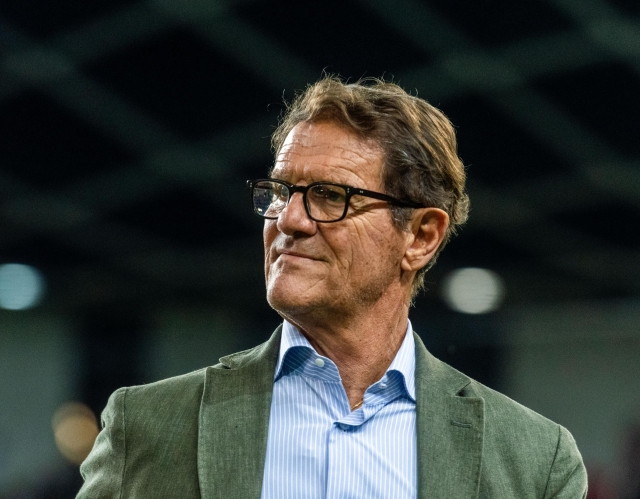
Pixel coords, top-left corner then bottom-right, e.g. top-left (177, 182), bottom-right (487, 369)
top-left (109, 368), bottom-right (210, 431)
top-left (125, 367), bottom-right (208, 401)
top-left (80, 369), bottom-right (207, 498)
top-left (429, 358), bottom-right (586, 496)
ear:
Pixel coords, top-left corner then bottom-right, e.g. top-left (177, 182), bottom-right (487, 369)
top-left (401, 208), bottom-right (449, 272)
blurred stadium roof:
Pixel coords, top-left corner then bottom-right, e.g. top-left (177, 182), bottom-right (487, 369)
top-left (0, 0), bottom-right (639, 315)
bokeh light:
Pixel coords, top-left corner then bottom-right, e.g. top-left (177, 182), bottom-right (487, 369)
top-left (0, 263), bottom-right (46, 310)
top-left (51, 402), bottom-right (99, 465)
top-left (441, 267), bottom-right (505, 314)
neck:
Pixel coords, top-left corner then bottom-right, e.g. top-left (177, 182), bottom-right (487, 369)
top-left (282, 288), bottom-right (411, 409)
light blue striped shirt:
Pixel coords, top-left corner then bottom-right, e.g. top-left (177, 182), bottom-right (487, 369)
top-left (261, 320), bottom-right (417, 499)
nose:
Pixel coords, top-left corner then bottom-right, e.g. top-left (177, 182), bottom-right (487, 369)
top-left (276, 191), bottom-right (316, 235)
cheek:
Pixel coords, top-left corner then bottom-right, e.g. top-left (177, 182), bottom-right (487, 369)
top-left (321, 226), bottom-right (353, 271)
top-left (263, 221), bottom-right (277, 251)
top-left (348, 219), bottom-right (389, 256)
top-left (347, 220), bottom-right (405, 271)
top-left (263, 221), bottom-right (278, 273)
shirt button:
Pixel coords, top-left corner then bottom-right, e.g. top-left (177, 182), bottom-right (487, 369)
top-left (338, 423), bottom-right (350, 431)
top-left (314, 358), bottom-right (325, 368)
top-left (380, 382), bottom-right (387, 388)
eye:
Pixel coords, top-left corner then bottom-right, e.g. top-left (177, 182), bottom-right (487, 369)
top-left (309, 184), bottom-right (346, 204)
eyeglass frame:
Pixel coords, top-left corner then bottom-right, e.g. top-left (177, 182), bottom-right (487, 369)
top-left (247, 178), bottom-right (427, 223)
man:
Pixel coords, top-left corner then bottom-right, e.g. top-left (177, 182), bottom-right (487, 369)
top-left (77, 77), bottom-right (587, 498)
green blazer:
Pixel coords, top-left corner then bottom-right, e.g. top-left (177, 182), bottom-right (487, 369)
top-left (77, 327), bottom-right (587, 498)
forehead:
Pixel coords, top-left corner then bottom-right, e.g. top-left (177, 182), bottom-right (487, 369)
top-left (272, 121), bottom-right (384, 188)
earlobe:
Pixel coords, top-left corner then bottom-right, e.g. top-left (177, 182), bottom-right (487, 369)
top-left (401, 208), bottom-right (449, 272)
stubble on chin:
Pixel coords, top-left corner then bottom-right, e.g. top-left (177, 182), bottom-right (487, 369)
top-left (266, 271), bottom-right (310, 315)
top-left (265, 265), bottom-right (334, 322)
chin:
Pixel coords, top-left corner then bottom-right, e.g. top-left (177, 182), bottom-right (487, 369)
top-left (266, 279), bottom-right (323, 317)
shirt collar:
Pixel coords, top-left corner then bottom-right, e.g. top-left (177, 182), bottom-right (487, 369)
top-left (275, 319), bottom-right (416, 400)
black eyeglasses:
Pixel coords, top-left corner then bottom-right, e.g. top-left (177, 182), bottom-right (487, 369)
top-left (247, 178), bottom-right (426, 223)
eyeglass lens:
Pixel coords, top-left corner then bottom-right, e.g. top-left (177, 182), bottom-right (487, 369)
top-left (252, 181), bottom-right (348, 222)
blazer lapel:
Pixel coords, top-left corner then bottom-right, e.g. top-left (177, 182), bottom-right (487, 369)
top-left (414, 334), bottom-right (485, 499)
top-left (198, 328), bottom-right (281, 499)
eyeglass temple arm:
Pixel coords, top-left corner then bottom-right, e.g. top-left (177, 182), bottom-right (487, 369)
top-left (352, 187), bottom-right (426, 208)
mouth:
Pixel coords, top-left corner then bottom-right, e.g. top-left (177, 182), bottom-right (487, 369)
top-left (276, 250), bottom-right (321, 262)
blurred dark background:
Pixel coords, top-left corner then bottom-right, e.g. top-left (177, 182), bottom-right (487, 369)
top-left (0, 0), bottom-right (639, 497)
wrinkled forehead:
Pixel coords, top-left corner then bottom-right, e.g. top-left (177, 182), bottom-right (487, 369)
top-left (271, 121), bottom-right (385, 187)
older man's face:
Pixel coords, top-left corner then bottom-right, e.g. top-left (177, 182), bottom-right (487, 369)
top-left (263, 121), bottom-right (411, 322)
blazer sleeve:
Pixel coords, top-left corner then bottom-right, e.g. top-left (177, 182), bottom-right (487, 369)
top-left (543, 425), bottom-right (588, 499)
top-left (76, 388), bottom-right (127, 499)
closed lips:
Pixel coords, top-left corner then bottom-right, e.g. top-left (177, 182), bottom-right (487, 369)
top-left (278, 251), bottom-right (320, 261)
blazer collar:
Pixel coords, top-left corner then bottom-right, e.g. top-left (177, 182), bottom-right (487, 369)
top-left (198, 326), bottom-right (281, 499)
top-left (414, 333), bottom-right (485, 499)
